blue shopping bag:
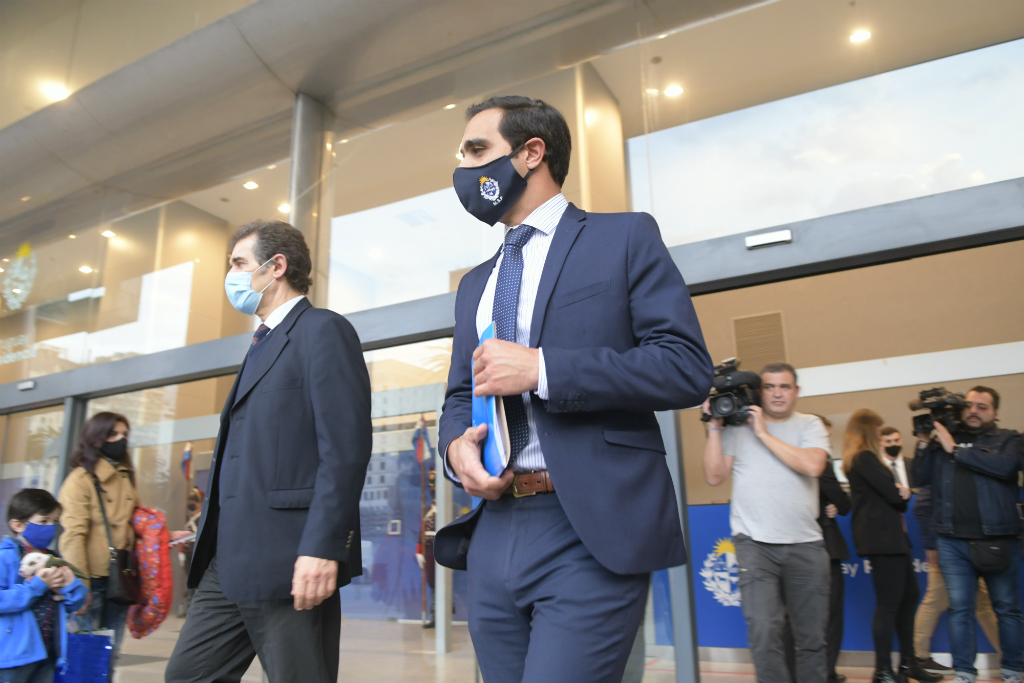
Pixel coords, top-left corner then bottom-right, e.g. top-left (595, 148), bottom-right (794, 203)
top-left (54, 619), bottom-right (113, 683)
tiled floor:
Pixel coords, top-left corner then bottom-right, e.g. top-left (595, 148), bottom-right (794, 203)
top-left (118, 619), bottom-right (1001, 683)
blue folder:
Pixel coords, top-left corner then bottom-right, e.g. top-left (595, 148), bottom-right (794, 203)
top-left (471, 323), bottom-right (510, 507)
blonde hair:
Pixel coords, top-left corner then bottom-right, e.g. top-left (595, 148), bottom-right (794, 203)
top-left (842, 409), bottom-right (884, 475)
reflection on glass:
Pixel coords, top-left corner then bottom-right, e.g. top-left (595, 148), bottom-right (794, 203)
top-left (0, 406), bottom-right (64, 517)
top-left (330, 188), bottom-right (501, 313)
top-left (343, 338), bottom-right (474, 622)
top-left (0, 200), bottom-right (253, 384)
top-left (629, 38), bottom-right (1024, 246)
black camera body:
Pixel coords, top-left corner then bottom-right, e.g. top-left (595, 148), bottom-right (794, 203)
top-left (701, 358), bottom-right (762, 426)
top-left (909, 387), bottom-right (967, 434)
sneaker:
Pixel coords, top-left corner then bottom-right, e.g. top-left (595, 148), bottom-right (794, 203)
top-left (918, 658), bottom-right (954, 674)
top-left (952, 675), bottom-right (974, 683)
top-left (1001, 673), bottom-right (1022, 683)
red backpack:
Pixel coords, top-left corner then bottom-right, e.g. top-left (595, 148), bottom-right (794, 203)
top-left (127, 507), bottom-right (172, 638)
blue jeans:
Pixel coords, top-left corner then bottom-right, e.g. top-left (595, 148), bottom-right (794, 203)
top-left (85, 577), bottom-right (131, 664)
top-left (937, 535), bottom-right (1024, 675)
top-left (0, 660), bottom-right (54, 683)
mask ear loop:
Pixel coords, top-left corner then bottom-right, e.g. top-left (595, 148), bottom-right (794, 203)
top-left (510, 142), bottom-right (535, 181)
top-left (253, 257), bottom-right (278, 295)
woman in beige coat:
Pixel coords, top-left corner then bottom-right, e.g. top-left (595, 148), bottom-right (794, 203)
top-left (58, 412), bottom-right (138, 660)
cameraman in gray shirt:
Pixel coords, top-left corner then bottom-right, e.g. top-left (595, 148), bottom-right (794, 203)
top-left (703, 362), bottom-right (832, 683)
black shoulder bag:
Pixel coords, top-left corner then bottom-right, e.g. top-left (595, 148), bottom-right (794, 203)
top-left (91, 474), bottom-right (141, 605)
top-left (969, 538), bottom-right (1015, 574)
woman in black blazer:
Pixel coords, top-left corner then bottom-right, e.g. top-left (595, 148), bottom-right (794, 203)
top-left (843, 410), bottom-right (940, 683)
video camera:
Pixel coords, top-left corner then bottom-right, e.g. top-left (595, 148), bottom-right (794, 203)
top-left (701, 358), bottom-right (761, 426)
top-left (909, 387), bottom-right (967, 434)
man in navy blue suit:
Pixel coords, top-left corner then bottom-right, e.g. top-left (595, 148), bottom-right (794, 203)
top-left (166, 221), bottom-right (371, 683)
top-left (436, 96), bottom-right (713, 682)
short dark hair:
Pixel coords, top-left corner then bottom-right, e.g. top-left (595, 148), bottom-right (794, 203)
top-left (968, 385), bottom-right (1000, 410)
top-left (466, 96), bottom-right (572, 186)
top-left (7, 489), bottom-right (60, 523)
top-left (760, 362), bottom-right (798, 385)
top-left (229, 220), bottom-right (313, 294)
top-left (880, 426), bottom-right (901, 437)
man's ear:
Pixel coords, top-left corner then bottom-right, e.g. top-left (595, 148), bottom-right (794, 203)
top-left (271, 254), bottom-right (289, 280)
top-left (522, 137), bottom-right (546, 171)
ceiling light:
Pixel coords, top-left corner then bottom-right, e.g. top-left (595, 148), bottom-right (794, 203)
top-left (20, 196), bottom-right (30, 202)
top-left (12, 288), bottom-right (21, 294)
top-left (79, 266), bottom-right (93, 273)
top-left (243, 181), bottom-right (258, 190)
top-left (101, 230), bottom-right (115, 238)
top-left (645, 88), bottom-right (660, 95)
top-left (2, 259), bottom-right (8, 262)
top-left (663, 85), bottom-right (684, 97)
top-left (657, 34), bottom-right (668, 39)
top-left (0, 268), bottom-right (4, 273)
top-left (339, 139), bottom-right (349, 144)
top-left (268, 164), bottom-right (277, 170)
top-left (326, 143), bottom-right (332, 150)
top-left (444, 103), bottom-right (457, 110)
top-left (68, 234), bottom-right (76, 239)
top-left (39, 81), bottom-right (69, 102)
top-left (278, 203), bottom-right (291, 213)
top-left (850, 29), bottom-right (871, 43)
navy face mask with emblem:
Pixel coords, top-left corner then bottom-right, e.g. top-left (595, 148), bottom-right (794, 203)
top-left (453, 143), bottom-right (532, 225)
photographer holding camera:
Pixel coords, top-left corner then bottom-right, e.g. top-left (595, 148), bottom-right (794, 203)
top-left (913, 386), bottom-right (1023, 683)
top-left (703, 362), bottom-right (832, 683)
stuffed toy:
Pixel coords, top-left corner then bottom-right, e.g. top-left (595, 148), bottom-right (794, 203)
top-left (18, 552), bottom-right (87, 600)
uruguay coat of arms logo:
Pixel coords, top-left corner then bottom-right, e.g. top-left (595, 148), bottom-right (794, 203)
top-left (479, 176), bottom-right (502, 204)
top-left (2, 242), bottom-right (36, 311)
top-left (700, 538), bottom-right (741, 607)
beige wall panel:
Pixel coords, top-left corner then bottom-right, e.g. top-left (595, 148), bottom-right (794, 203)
top-left (578, 63), bottom-right (628, 214)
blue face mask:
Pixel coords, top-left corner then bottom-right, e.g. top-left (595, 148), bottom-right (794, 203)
top-left (224, 258), bottom-right (275, 315)
top-left (22, 522), bottom-right (56, 551)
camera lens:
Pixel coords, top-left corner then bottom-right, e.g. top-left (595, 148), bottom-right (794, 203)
top-left (714, 395), bottom-right (736, 415)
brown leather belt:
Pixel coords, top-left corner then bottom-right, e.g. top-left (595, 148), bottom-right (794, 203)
top-left (504, 470), bottom-right (555, 498)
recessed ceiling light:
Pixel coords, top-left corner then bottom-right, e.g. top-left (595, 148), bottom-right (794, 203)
top-left (0, 268), bottom-right (4, 273)
top-left (79, 266), bottom-right (93, 273)
top-left (39, 81), bottom-right (69, 102)
top-left (663, 85), bottom-right (684, 97)
top-left (850, 29), bottom-right (871, 43)
top-left (243, 181), bottom-right (258, 190)
top-left (645, 88), bottom-right (660, 95)
top-left (326, 143), bottom-right (332, 151)
top-left (12, 288), bottom-right (21, 294)
top-left (2, 259), bottom-right (8, 262)
top-left (68, 234), bottom-right (76, 239)
top-left (278, 203), bottom-right (291, 213)
top-left (657, 34), bottom-right (668, 39)
top-left (101, 230), bottom-right (115, 238)
top-left (339, 139), bottom-right (349, 144)
top-left (268, 164), bottom-right (277, 170)
top-left (20, 196), bottom-right (30, 202)
top-left (444, 103), bottom-right (457, 110)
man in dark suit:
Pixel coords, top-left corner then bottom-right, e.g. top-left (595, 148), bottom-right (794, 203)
top-left (166, 220), bottom-right (371, 683)
top-left (436, 96), bottom-right (713, 682)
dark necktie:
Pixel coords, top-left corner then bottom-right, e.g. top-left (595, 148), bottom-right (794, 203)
top-left (252, 324), bottom-right (270, 347)
top-left (492, 225), bottom-right (534, 462)
top-left (239, 324), bottom-right (272, 389)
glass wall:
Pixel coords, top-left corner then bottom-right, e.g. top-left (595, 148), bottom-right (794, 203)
top-left (0, 405), bottom-right (64, 519)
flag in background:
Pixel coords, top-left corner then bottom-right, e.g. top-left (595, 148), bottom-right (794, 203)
top-left (414, 415), bottom-right (432, 464)
top-left (181, 442), bottom-right (192, 481)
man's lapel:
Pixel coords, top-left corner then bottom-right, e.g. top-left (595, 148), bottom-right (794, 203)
top-left (529, 203), bottom-right (586, 347)
top-left (232, 298), bottom-right (310, 407)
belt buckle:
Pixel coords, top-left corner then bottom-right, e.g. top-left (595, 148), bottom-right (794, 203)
top-left (511, 479), bottom-right (536, 498)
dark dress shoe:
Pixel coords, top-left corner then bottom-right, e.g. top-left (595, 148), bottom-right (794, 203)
top-left (873, 667), bottom-right (903, 683)
top-left (901, 662), bottom-right (944, 683)
top-left (917, 658), bottom-right (953, 674)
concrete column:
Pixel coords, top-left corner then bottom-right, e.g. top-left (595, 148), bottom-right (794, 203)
top-left (657, 410), bottom-right (701, 683)
top-left (434, 386), bottom-right (453, 654)
top-left (288, 93), bottom-right (335, 308)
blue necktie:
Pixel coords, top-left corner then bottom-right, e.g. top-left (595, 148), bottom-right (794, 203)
top-left (251, 324), bottom-right (270, 348)
top-left (492, 225), bottom-right (534, 462)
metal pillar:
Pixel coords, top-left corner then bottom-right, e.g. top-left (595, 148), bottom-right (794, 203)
top-left (288, 93), bottom-right (335, 308)
top-left (657, 410), bottom-right (701, 683)
top-left (54, 396), bottom-right (87, 493)
top-left (434, 387), bottom-right (453, 654)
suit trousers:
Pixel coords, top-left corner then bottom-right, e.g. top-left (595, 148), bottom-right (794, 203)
top-left (467, 493), bottom-right (649, 683)
top-left (734, 534), bottom-right (830, 683)
top-left (914, 561), bottom-right (1000, 658)
top-left (165, 556), bottom-right (341, 683)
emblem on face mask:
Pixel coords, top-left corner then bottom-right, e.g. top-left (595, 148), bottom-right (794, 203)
top-left (479, 176), bottom-right (502, 204)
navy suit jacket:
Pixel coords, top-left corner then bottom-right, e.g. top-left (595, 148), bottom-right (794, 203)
top-left (435, 204), bottom-right (713, 575)
top-left (188, 297), bottom-right (372, 601)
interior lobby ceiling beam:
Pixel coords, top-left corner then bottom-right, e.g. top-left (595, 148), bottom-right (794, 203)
top-left (2, 176), bottom-right (1020, 415)
top-left (0, 0), bottom-right (762, 240)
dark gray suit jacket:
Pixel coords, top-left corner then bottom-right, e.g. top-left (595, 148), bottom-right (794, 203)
top-left (189, 298), bottom-right (372, 601)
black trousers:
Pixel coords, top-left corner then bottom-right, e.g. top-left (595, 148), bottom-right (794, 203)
top-left (868, 553), bottom-right (918, 670)
top-left (165, 556), bottom-right (341, 683)
top-left (784, 559), bottom-right (845, 682)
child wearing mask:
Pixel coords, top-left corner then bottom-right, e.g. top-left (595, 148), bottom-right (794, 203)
top-left (1, 488), bottom-right (88, 683)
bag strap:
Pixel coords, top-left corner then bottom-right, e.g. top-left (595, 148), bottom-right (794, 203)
top-left (90, 473), bottom-right (117, 558)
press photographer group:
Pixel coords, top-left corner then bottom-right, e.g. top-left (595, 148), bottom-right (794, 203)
top-left (703, 359), bottom-right (1023, 683)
